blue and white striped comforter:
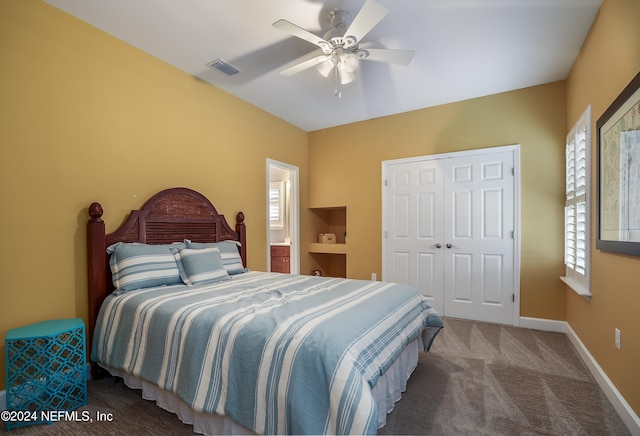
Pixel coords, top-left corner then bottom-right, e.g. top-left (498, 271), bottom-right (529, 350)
top-left (92, 271), bottom-right (443, 435)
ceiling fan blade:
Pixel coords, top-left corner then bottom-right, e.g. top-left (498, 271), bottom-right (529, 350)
top-left (361, 48), bottom-right (414, 65)
top-left (344, 0), bottom-right (389, 44)
top-left (279, 55), bottom-right (329, 76)
top-left (273, 19), bottom-right (330, 49)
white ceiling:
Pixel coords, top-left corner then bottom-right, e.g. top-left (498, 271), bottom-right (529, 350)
top-left (44, 0), bottom-right (601, 132)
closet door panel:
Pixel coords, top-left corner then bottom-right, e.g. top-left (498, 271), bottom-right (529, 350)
top-left (384, 148), bottom-right (516, 324)
top-left (443, 151), bottom-right (514, 324)
top-left (385, 160), bottom-right (444, 313)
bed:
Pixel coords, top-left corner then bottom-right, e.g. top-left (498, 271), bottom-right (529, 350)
top-left (86, 187), bottom-right (443, 435)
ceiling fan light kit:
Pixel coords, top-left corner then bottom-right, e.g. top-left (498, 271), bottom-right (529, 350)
top-left (273, 0), bottom-right (414, 98)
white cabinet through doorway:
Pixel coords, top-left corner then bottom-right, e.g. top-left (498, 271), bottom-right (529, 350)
top-left (383, 146), bottom-right (519, 325)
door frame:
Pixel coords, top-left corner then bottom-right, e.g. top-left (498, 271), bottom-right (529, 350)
top-left (266, 159), bottom-right (300, 274)
top-left (381, 144), bottom-right (521, 326)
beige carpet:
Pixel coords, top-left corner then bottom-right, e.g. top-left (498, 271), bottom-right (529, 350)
top-left (380, 317), bottom-right (630, 435)
top-left (2, 317), bottom-right (631, 435)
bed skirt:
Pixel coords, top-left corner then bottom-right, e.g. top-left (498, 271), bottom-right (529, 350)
top-left (99, 336), bottom-right (422, 435)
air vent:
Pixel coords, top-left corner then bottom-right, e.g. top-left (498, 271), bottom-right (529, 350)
top-left (206, 58), bottom-right (240, 76)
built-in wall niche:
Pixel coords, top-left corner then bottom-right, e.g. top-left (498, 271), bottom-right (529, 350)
top-left (309, 253), bottom-right (346, 278)
top-left (308, 207), bottom-right (347, 277)
top-left (309, 206), bottom-right (346, 241)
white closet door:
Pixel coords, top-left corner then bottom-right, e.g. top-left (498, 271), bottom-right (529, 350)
top-left (385, 159), bottom-right (444, 313)
top-left (383, 148), bottom-right (516, 324)
top-left (442, 151), bottom-right (515, 324)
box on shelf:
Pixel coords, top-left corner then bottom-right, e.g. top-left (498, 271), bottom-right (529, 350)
top-left (318, 233), bottom-right (336, 244)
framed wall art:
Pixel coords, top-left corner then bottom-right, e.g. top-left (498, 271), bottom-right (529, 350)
top-left (596, 71), bottom-right (640, 256)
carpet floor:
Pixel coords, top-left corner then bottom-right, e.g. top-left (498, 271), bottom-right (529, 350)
top-left (379, 317), bottom-right (630, 435)
top-left (2, 317), bottom-right (631, 435)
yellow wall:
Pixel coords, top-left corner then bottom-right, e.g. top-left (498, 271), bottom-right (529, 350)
top-left (1, 0), bottom-right (638, 420)
top-left (307, 0), bottom-right (640, 418)
top-left (565, 0), bottom-right (640, 417)
top-left (309, 82), bottom-right (568, 321)
top-left (0, 1), bottom-right (308, 390)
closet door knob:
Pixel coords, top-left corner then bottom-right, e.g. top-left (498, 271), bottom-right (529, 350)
top-left (434, 243), bottom-right (442, 249)
top-left (446, 243), bottom-right (452, 248)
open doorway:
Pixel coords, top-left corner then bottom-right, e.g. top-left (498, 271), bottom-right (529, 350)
top-left (266, 159), bottom-right (300, 274)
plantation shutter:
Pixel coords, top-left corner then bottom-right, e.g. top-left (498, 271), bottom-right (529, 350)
top-left (269, 181), bottom-right (284, 228)
top-left (563, 107), bottom-right (590, 294)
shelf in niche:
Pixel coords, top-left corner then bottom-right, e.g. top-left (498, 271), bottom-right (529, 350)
top-left (309, 243), bottom-right (347, 254)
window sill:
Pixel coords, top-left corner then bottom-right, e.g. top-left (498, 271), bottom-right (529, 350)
top-left (560, 276), bottom-right (591, 302)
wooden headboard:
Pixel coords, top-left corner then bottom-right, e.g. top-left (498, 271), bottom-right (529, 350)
top-left (86, 187), bottom-right (246, 369)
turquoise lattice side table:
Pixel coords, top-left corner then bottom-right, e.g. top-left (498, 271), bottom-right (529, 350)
top-left (5, 318), bottom-right (87, 431)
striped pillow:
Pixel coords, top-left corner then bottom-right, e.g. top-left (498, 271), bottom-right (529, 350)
top-left (185, 240), bottom-right (246, 275)
top-left (107, 242), bottom-right (185, 292)
top-left (172, 247), bottom-right (229, 286)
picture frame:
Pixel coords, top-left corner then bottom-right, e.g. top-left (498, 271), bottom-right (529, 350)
top-left (596, 71), bottom-right (640, 256)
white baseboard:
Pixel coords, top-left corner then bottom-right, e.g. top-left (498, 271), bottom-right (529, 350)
top-left (521, 316), bottom-right (640, 435)
top-left (519, 316), bottom-right (568, 333)
top-left (565, 323), bottom-right (640, 435)
top-left (3, 329), bottom-right (639, 435)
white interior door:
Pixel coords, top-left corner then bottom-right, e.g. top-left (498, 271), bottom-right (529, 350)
top-left (442, 151), bottom-right (515, 324)
top-left (383, 146), bottom-right (518, 324)
top-left (385, 159), bottom-right (444, 313)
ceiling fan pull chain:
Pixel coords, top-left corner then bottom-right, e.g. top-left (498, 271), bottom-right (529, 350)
top-left (335, 67), bottom-right (343, 98)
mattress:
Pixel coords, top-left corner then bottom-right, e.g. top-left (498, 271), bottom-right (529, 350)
top-left (101, 336), bottom-right (423, 435)
top-left (92, 271), bottom-right (442, 434)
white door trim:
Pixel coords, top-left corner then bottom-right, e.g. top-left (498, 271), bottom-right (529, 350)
top-left (266, 159), bottom-right (300, 274)
top-left (382, 144), bottom-right (521, 326)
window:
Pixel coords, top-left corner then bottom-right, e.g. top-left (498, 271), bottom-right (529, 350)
top-left (561, 106), bottom-right (591, 299)
top-left (269, 181), bottom-right (285, 229)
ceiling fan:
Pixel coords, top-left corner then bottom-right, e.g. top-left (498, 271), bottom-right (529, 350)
top-left (272, 0), bottom-right (414, 98)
